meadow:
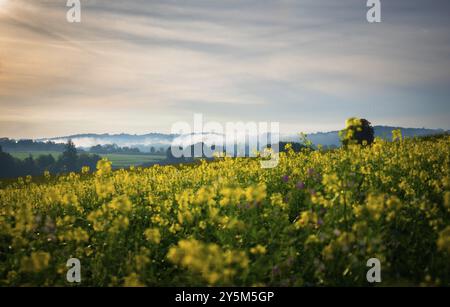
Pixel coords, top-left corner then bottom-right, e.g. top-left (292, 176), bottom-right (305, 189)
top-left (9, 151), bottom-right (63, 160)
top-left (0, 133), bottom-right (449, 286)
top-left (96, 153), bottom-right (166, 169)
top-left (8, 151), bottom-right (166, 169)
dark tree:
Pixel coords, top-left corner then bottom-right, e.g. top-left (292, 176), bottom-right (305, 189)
top-left (77, 153), bottom-right (101, 171)
top-left (36, 154), bottom-right (56, 170)
top-left (0, 141), bottom-right (103, 178)
top-left (0, 146), bottom-right (17, 178)
top-left (20, 155), bottom-right (39, 176)
top-left (340, 118), bottom-right (375, 146)
top-left (60, 140), bottom-right (78, 172)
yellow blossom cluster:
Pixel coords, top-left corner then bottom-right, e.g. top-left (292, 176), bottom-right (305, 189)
top-left (167, 238), bottom-right (249, 285)
top-left (0, 132), bottom-right (448, 286)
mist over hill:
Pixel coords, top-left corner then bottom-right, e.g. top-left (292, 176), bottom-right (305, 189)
top-left (34, 126), bottom-right (447, 152)
top-left (37, 133), bottom-right (178, 152)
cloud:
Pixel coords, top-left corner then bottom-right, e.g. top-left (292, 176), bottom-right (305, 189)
top-left (0, 0), bottom-right (449, 138)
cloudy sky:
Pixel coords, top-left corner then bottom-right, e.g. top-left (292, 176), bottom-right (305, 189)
top-left (0, 0), bottom-right (449, 139)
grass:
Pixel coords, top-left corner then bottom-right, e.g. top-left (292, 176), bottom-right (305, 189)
top-left (101, 154), bottom-right (166, 168)
top-left (7, 151), bottom-right (166, 169)
top-left (9, 151), bottom-right (62, 160)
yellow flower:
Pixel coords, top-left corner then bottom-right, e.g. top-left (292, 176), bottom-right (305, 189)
top-left (111, 216), bottom-right (129, 233)
top-left (392, 129), bottom-right (403, 142)
top-left (73, 227), bottom-right (90, 243)
top-left (250, 244), bottom-right (267, 255)
top-left (245, 184), bottom-right (266, 203)
top-left (0, 128), bottom-right (449, 286)
top-left (444, 192), bottom-right (450, 211)
top-left (123, 273), bottom-right (144, 287)
top-left (135, 248), bottom-right (150, 270)
top-left (62, 193), bottom-right (78, 206)
top-left (167, 239), bottom-right (249, 285)
top-left (322, 244), bottom-right (334, 260)
top-left (305, 234), bottom-right (320, 246)
top-left (199, 221), bottom-right (207, 229)
top-left (96, 158), bottom-right (112, 176)
top-left (21, 252), bottom-right (51, 272)
top-left (95, 179), bottom-right (115, 199)
top-left (109, 195), bottom-right (132, 213)
top-left (437, 226), bottom-right (450, 253)
top-left (295, 211), bottom-right (318, 229)
top-left (345, 117), bottom-right (362, 128)
top-left (366, 194), bottom-right (385, 221)
top-left (144, 228), bottom-right (161, 244)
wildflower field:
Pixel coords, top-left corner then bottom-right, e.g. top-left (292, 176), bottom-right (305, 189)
top-left (0, 134), bottom-right (449, 286)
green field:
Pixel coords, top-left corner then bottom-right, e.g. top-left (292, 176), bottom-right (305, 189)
top-left (8, 151), bottom-right (62, 160)
top-left (101, 153), bottom-right (166, 168)
top-left (7, 151), bottom-right (166, 169)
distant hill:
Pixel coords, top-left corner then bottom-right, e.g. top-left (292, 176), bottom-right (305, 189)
top-left (38, 133), bottom-right (178, 152)
top-left (35, 126), bottom-right (447, 151)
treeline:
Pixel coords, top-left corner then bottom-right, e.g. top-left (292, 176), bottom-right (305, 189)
top-left (89, 144), bottom-right (141, 154)
top-left (89, 144), bottom-right (167, 155)
top-left (0, 138), bottom-right (67, 152)
top-left (0, 141), bottom-right (101, 179)
top-left (0, 137), bottom-right (156, 155)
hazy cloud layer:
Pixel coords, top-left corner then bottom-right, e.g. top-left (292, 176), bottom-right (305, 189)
top-left (0, 0), bottom-right (449, 138)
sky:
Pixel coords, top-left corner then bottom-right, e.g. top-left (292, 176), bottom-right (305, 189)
top-left (0, 0), bottom-right (449, 139)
